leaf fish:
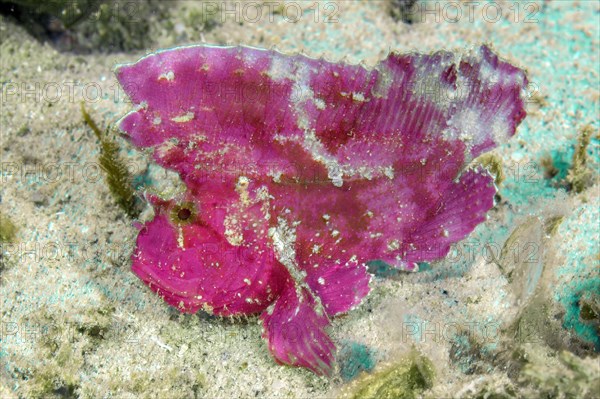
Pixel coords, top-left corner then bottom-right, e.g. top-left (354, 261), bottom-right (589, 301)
top-left (115, 44), bottom-right (527, 375)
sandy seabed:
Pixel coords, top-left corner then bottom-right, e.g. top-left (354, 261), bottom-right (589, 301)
top-left (1, 1), bottom-right (599, 398)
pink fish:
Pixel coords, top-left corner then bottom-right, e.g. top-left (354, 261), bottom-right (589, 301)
top-left (116, 44), bottom-right (527, 375)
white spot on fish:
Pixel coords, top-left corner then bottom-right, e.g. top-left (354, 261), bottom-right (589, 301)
top-left (314, 98), bottom-right (326, 110)
top-left (171, 111), bottom-right (195, 123)
top-left (158, 71), bottom-right (175, 81)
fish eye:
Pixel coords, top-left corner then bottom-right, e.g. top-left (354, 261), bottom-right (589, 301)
top-left (177, 208), bottom-right (191, 220)
top-left (170, 202), bottom-right (196, 225)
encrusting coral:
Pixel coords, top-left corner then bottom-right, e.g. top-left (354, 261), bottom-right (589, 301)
top-left (115, 44), bottom-right (528, 374)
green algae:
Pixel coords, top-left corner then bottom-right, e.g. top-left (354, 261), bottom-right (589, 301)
top-left (540, 124), bottom-right (597, 194)
top-left (541, 149), bottom-right (571, 183)
top-left (74, 0), bottom-right (170, 52)
top-left (579, 293), bottom-right (599, 322)
top-left (454, 347), bottom-right (599, 399)
top-left (389, 0), bottom-right (418, 24)
top-left (7, 0), bottom-right (171, 52)
top-left (520, 350), bottom-right (600, 399)
top-left (566, 124), bottom-right (595, 193)
top-left (20, 329), bottom-right (84, 398)
top-left (23, 362), bottom-right (80, 399)
top-left (183, 3), bottom-right (221, 33)
top-left (110, 367), bottom-right (206, 399)
top-left (81, 103), bottom-right (139, 219)
top-left (475, 153), bottom-right (506, 186)
top-left (0, 212), bottom-right (17, 274)
top-left (544, 215), bottom-right (565, 236)
top-left (0, 212), bottom-right (17, 243)
top-left (339, 350), bottom-right (434, 399)
top-left (5, 0), bottom-right (97, 28)
top-left (14, 304), bottom-right (116, 398)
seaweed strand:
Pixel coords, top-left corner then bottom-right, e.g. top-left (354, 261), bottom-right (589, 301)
top-left (81, 103), bottom-right (139, 219)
